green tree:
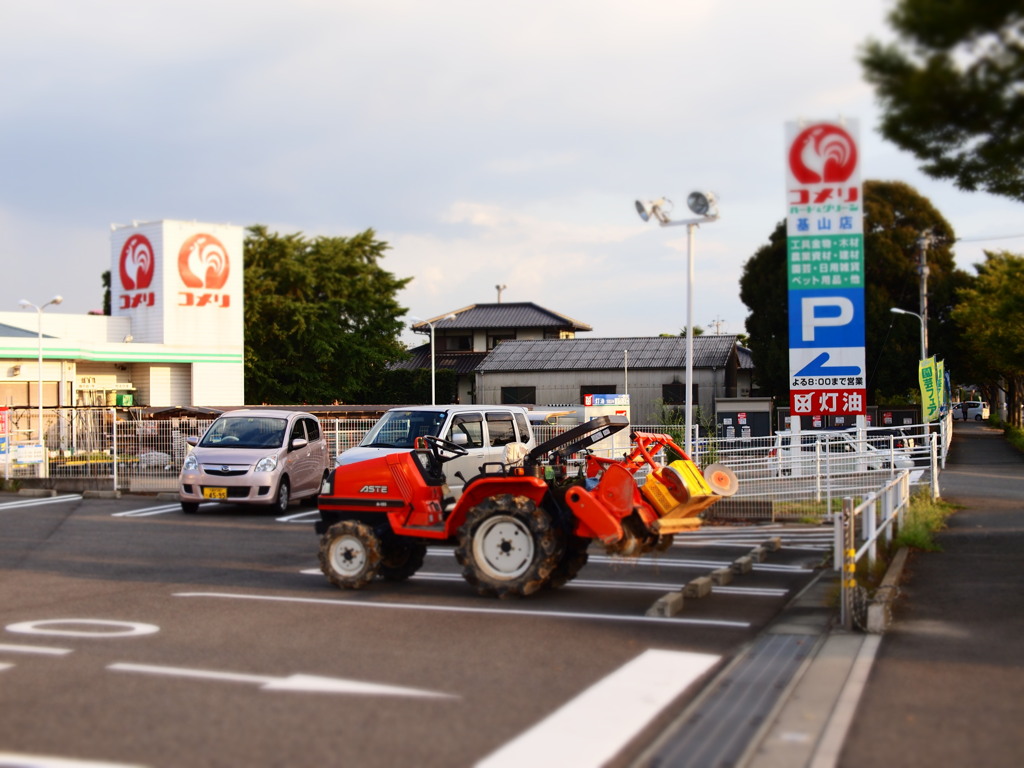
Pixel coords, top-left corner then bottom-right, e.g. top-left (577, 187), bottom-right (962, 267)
top-left (861, 0), bottom-right (1024, 201)
top-left (740, 181), bottom-right (969, 405)
top-left (951, 251), bottom-right (1024, 427)
top-left (243, 226), bottom-right (412, 404)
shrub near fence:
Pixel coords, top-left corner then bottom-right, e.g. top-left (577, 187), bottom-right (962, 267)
top-left (2, 409), bottom-right (944, 523)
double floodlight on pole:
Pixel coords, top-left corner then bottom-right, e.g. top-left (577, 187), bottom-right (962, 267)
top-left (18, 295), bottom-right (63, 452)
top-left (890, 307), bottom-right (927, 361)
top-left (634, 192), bottom-right (720, 457)
top-left (410, 313), bottom-right (457, 405)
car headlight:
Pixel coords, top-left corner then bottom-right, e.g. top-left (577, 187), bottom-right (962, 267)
top-left (255, 454), bottom-right (279, 473)
top-left (182, 454), bottom-right (198, 471)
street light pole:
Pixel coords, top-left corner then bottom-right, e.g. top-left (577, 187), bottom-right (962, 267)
top-left (890, 307), bottom-right (926, 361)
top-left (635, 193), bottom-right (720, 456)
top-left (410, 313), bottom-right (456, 405)
top-left (18, 295), bottom-right (63, 451)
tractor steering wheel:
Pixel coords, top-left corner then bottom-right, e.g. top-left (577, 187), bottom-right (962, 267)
top-left (422, 435), bottom-right (469, 464)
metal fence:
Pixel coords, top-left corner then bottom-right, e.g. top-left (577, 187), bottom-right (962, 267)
top-left (2, 408), bottom-right (946, 523)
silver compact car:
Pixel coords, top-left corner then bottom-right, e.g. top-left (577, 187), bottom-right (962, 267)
top-left (179, 409), bottom-right (328, 514)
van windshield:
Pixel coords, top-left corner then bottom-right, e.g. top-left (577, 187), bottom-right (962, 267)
top-left (200, 417), bottom-right (287, 449)
top-left (359, 410), bottom-right (447, 448)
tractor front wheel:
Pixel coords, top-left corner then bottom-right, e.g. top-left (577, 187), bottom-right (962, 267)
top-left (456, 495), bottom-right (562, 598)
top-left (377, 527), bottom-right (427, 582)
top-left (319, 521), bottom-right (382, 590)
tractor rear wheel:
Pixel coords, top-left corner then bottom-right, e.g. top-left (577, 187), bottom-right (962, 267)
top-left (319, 521), bottom-right (382, 590)
top-left (377, 528), bottom-right (427, 582)
top-left (456, 494), bottom-right (563, 598)
top-left (546, 533), bottom-right (590, 590)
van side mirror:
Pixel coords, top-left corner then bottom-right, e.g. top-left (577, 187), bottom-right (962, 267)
top-left (450, 432), bottom-right (469, 446)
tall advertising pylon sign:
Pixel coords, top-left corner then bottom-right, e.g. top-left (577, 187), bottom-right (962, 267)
top-left (110, 220), bottom-right (244, 348)
top-left (785, 120), bottom-right (866, 420)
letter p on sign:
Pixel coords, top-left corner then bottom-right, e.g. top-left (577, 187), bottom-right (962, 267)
top-left (801, 297), bottom-right (853, 342)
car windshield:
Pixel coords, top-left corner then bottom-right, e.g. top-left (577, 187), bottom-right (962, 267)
top-left (359, 410), bottom-right (447, 449)
top-left (200, 417), bottom-right (287, 449)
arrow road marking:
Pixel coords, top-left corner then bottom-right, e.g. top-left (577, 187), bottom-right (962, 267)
top-left (107, 662), bottom-right (456, 698)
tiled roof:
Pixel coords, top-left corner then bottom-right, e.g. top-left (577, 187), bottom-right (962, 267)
top-left (477, 334), bottom-right (740, 372)
top-left (390, 346), bottom-right (489, 376)
top-left (412, 302), bottom-right (591, 333)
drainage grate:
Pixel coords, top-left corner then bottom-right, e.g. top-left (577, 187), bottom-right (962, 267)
top-left (638, 632), bottom-right (817, 768)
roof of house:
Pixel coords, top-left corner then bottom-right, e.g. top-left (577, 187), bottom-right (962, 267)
top-left (477, 334), bottom-right (741, 372)
top-left (412, 302), bottom-right (592, 333)
top-left (390, 346), bottom-right (490, 376)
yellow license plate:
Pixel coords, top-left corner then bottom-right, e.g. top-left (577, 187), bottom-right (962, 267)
top-left (203, 487), bottom-right (228, 499)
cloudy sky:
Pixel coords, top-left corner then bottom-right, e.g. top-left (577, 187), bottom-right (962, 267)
top-left (2, 1), bottom-right (1020, 345)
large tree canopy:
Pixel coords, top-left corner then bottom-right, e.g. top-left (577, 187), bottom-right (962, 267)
top-left (243, 226), bottom-right (411, 404)
top-left (740, 180), bottom-right (970, 405)
top-left (861, 0), bottom-right (1024, 201)
top-left (952, 251), bottom-right (1024, 427)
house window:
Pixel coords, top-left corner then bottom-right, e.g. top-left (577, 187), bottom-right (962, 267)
top-left (501, 386), bottom-right (535, 405)
top-left (487, 333), bottom-right (514, 350)
top-left (580, 385), bottom-right (616, 402)
top-left (445, 335), bottom-right (472, 351)
top-left (662, 383), bottom-right (696, 405)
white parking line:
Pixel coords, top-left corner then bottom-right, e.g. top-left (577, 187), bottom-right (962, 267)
top-left (175, 591), bottom-right (750, 629)
top-left (0, 495), bottom-right (82, 510)
top-left (476, 648), bottom-right (720, 768)
top-left (111, 505), bottom-right (181, 518)
top-left (298, 568), bottom-right (789, 596)
top-left (0, 643), bottom-right (73, 656)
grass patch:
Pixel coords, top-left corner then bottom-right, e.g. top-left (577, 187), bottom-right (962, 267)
top-left (893, 491), bottom-right (957, 552)
top-left (1003, 423), bottom-right (1024, 454)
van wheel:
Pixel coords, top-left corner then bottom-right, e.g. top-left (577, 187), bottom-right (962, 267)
top-left (456, 494), bottom-right (563, 598)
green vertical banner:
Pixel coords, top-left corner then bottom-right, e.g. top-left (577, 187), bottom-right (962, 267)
top-left (919, 356), bottom-right (940, 422)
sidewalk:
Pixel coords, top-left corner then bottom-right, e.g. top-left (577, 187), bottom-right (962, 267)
top-left (744, 420), bottom-right (1024, 767)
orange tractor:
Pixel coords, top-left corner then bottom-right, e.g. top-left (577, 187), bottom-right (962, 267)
top-left (315, 415), bottom-right (738, 598)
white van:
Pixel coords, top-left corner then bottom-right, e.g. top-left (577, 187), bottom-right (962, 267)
top-left (769, 429), bottom-right (914, 476)
top-left (335, 405), bottom-right (537, 497)
top-left (955, 401), bottom-right (990, 421)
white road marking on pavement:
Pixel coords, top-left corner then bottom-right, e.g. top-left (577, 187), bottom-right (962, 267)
top-left (0, 663), bottom-right (11, 672)
top-left (6, 619), bottom-right (159, 638)
top-left (0, 752), bottom-right (147, 767)
top-left (0, 643), bottom-right (72, 656)
top-left (476, 648), bottom-right (720, 768)
top-left (275, 510), bottom-right (319, 523)
top-left (0, 495), bottom-right (82, 510)
top-left (111, 505), bottom-right (180, 517)
top-left (175, 591), bottom-right (750, 628)
top-left (298, 568), bottom-right (788, 596)
top-left (108, 662), bottom-right (456, 698)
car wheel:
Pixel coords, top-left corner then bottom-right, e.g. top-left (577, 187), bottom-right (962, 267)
top-left (181, 501), bottom-right (199, 514)
top-left (274, 478), bottom-right (290, 513)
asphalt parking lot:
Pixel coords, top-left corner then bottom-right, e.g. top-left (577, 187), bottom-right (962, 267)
top-left (0, 493), bottom-right (831, 767)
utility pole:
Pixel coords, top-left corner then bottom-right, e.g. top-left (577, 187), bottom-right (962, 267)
top-left (917, 230), bottom-right (932, 359)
